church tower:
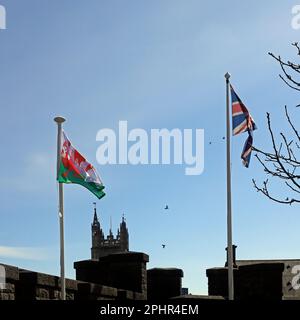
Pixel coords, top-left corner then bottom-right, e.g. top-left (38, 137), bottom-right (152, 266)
top-left (91, 205), bottom-right (129, 259)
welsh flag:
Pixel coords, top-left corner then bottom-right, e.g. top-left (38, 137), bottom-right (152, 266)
top-left (57, 131), bottom-right (105, 199)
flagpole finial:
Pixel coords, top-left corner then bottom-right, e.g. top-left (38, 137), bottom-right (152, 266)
top-left (224, 72), bottom-right (231, 80)
top-left (54, 116), bottom-right (66, 124)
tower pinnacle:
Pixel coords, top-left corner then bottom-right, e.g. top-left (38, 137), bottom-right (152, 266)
top-left (93, 202), bottom-right (98, 224)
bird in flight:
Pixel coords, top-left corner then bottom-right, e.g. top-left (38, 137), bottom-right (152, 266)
top-left (164, 205), bottom-right (169, 210)
top-left (162, 244), bottom-right (166, 249)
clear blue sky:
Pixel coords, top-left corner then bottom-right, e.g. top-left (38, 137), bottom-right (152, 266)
top-left (0, 0), bottom-right (300, 294)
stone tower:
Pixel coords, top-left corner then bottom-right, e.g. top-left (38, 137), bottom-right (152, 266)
top-left (91, 206), bottom-right (129, 259)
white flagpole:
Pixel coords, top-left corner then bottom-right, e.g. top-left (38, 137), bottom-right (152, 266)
top-left (54, 116), bottom-right (66, 300)
top-left (225, 72), bottom-right (234, 300)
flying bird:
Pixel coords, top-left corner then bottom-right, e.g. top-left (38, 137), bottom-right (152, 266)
top-left (162, 244), bottom-right (166, 249)
top-left (164, 205), bottom-right (169, 210)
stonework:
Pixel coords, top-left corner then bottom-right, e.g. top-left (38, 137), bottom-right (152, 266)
top-left (147, 268), bottom-right (184, 300)
top-left (74, 252), bottom-right (149, 299)
top-left (206, 259), bottom-right (300, 300)
top-left (0, 262), bottom-right (146, 300)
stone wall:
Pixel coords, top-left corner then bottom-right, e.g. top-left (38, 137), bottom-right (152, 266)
top-left (0, 263), bottom-right (144, 300)
top-left (207, 263), bottom-right (285, 300)
top-left (0, 264), bottom-right (19, 300)
top-left (74, 252), bottom-right (149, 299)
top-left (236, 259), bottom-right (300, 300)
top-left (147, 268), bottom-right (183, 300)
top-left (16, 270), bottom-right (78, 300)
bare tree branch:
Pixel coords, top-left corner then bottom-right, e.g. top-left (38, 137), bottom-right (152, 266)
top-left (253, 45), bottom-right (300, 205)
top-left (253, 179), bottom-right (300, 205)
top-left (285, 105), bottom-right (300, 142)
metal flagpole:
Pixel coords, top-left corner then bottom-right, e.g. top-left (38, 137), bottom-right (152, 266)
top-left (225, 72), bottom-right (234, 300)
top-left (54, 116), bottom-right (66, 300)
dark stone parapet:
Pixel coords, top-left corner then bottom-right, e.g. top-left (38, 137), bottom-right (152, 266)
top-left (206, 263), bottom-right (285, 300)
top-left (0, 264), bottom-right (19, 300)
top-left (76, 282), bottom-right (118, 300)
top-left (74, 252), bottom-right (149, 299)
top-left (0, 261), bottom-right (145, 300)
top-left (147, 268), bottom-right (184, 300)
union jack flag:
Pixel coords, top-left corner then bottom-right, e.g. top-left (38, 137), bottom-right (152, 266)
top-left (241, 131), bottom-right (253, 168)
top-left (231, 85), bottom-right (257, 135)
top-left (230, 85), bottom-right (257, 167)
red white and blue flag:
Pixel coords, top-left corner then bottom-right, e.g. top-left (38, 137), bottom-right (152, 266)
top-left (231, 85), bottom-right (257, 135)
top-left (230, 85), bottom-right (257, 167)
top-left (241, 131), bottom-right (253, 168)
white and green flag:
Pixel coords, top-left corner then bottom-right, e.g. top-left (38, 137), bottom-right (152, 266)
top-left (57, 131), bottom-right (105, 199)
